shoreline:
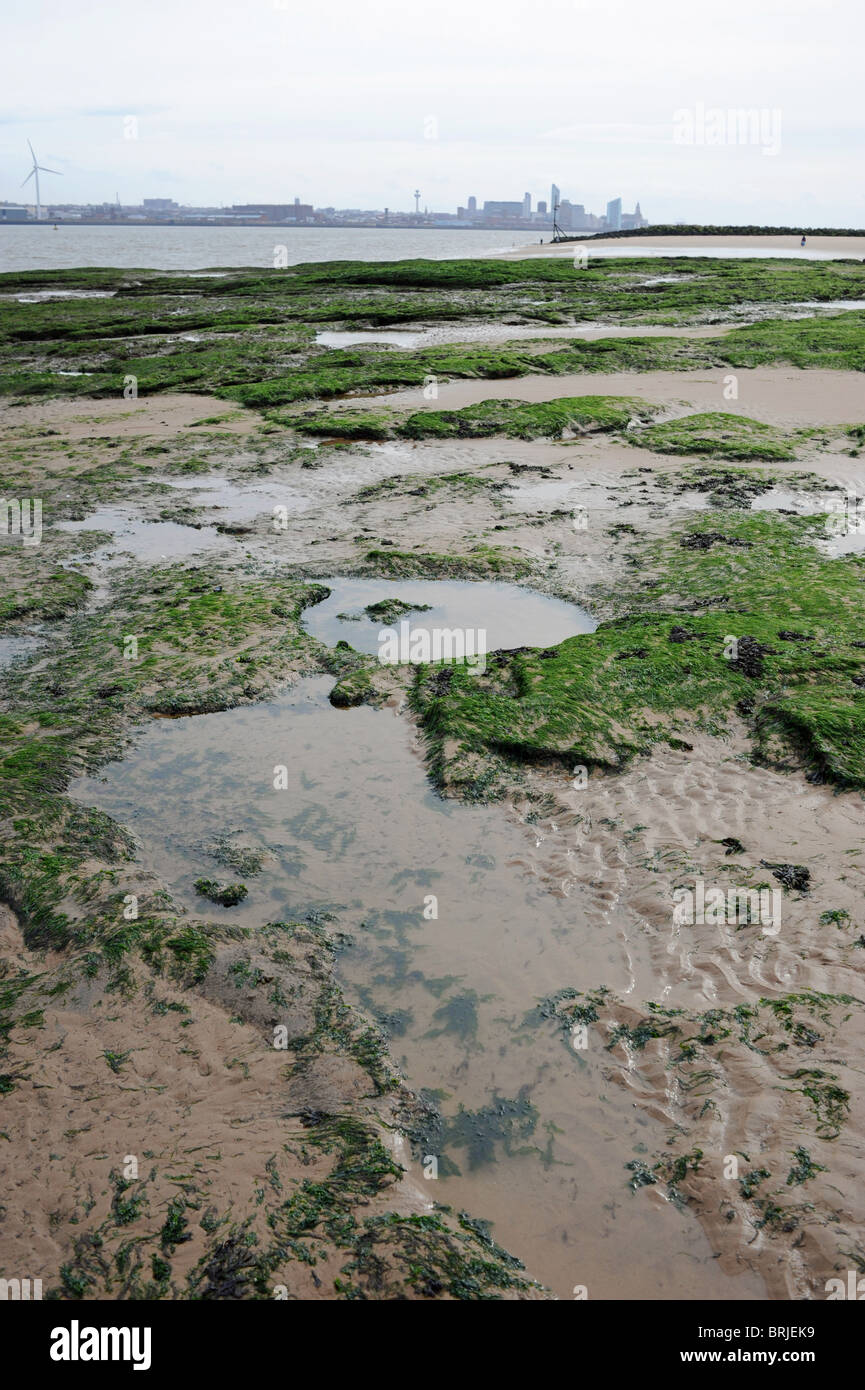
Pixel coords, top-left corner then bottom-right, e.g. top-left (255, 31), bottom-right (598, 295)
top-left (504, 232), bottom-right (865, 260)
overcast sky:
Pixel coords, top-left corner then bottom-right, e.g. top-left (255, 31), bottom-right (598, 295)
top-left (2, 0), bottom-right (863, 223)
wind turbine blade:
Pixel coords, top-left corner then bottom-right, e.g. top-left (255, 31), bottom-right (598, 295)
top-left (37, 166), bottom-right (61, 175)
top-left (21, 169), bottom-right (35, 186)
top-left (27, 139), bottom-right (36, 160)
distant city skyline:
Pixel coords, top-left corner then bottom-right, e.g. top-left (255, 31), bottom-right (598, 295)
top-left (1, 187), bottom-right (644, 215)
top-left (2, 0), bottom-right (863, 226)
top-left (1, 188), bottom-right (648, 231)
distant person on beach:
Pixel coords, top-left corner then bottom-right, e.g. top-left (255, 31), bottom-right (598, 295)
top-left (801, 234), bottom-right (807, 246)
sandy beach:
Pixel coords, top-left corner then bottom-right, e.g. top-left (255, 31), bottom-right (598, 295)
top-left (505, 233), bottom-right (865, 260)
top-left (2, 253), bottom-right (865, 1303)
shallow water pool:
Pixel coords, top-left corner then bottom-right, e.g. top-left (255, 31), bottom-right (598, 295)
top-left (300, 576), bottom-right (596, 657)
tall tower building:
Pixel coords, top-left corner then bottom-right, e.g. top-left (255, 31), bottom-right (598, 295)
top-left (606, 197), bottom-right (622, 230)
top-left (522, 191), bottom-right (531, 218)
top-left (468, 195), bottom-right (477, 213)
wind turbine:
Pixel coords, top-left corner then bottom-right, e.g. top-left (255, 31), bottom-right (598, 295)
top-left (21, 141), bottom-right (61, 221)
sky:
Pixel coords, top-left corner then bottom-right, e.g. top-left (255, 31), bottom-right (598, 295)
top-left (2, 0), bottom-right (864, 224)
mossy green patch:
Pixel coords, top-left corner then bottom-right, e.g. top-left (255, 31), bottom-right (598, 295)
top-left (363, 597), bottom-right (433, 624)
top-left (280, 394), bottom-right (654, 440)
top-left (194, 879), bottom-right (248, 908)
top-left (635, 412), bottom-right (797, 462)
top-left (410, 509), bottom-right (865, 792)
top-left (362, 544), bottom-right (530, 580)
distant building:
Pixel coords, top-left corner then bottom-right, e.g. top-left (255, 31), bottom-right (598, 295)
top-left (231, 203), bottom-right (313, 221)
top-left (537, 200), bottom-right (547, 215)
top-left (467, 195), bottom-right (477, 213)
top-left (143, 198), bottom-right (178, 210)
top-left (482, 200), bottom-right (524, 218)
top-left (621, 201), bottom-right (649, 230)
top-left (522, 191), bottom-right (531, 218)
top-left (605, 197), bottom-right (623, 230)
top-left (0, 205), bottom-right (29, 222)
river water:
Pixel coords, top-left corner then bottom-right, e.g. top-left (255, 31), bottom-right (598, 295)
top-left (2, 224), bottom-right (860, 273)
top-left (0, 225), bottom-right (527, 272)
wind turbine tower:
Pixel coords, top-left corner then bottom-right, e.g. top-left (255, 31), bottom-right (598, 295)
top-left (21, 141), bottom-right (61, 221)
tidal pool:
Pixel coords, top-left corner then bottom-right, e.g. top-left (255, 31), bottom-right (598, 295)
top-left (159, 473), bottom-right (314, 523)
top-left (315, 322), bottom-right (733, 350)
top-left (5, 289), bottom-right (117, 302)
top-left (0, 635), bottom-right (40, 670)
top-left (300, 577), bottom-right (596, 656)
top-left (503, 478), bottom-right (714, 513)
top-left (71, 675), bottom-right (764, 1300)
top-left (55, 507), bottom-right (238, 565)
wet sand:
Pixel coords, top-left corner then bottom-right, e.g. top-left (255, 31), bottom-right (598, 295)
top-left (505, 234), bottom-right (865, 261)
top-left (0, 392), bottom-right (260, 442)
top-left (348, 367), bottom-right (865, 430)
top-left (508, 730), bottom-right (865, 1299)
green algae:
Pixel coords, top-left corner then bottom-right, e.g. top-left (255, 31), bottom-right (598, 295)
top-left (363, 597), bottom-right (432, 624)
top-left (635, 412), bottom-right (798, 462)
top-left (411, 510), bottom-right (865, 792)
top-left (787, 1147), bottom-right (825, 1186)
top-left (399, 395), bottom-right (651, 440)
top-left (361, 544), bottom-right (530, 580)
top-left (49, 1107), bottom-right (541, 1299)
top-left (0, 566), bottom-right (93, 626)
top-left (278, 394), bottom-right (653, 439)
top-left (4, 258), bottom-right (864, 411)
top-left (194, 879), bottom-right (248, 908)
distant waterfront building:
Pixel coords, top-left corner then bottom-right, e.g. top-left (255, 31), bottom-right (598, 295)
top-left (620, 201), bottom-right (649, 230)
top-left (231, 203), bottom-right (313, 221)
top-left (467, 195), bottom-right (477, 213)
top-left (522, 191), bottom-right (531, 218)
top-left (0, 204), bottom-right (29, 221)
top-left (482, 200), bottom-right (524, 218)
top-left (143, 198), bottom-right (178, 211)
top-left (537, 199), bottom-right (547, 215)
top-left (605, 197), bottom-right (623, 230)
